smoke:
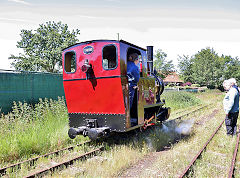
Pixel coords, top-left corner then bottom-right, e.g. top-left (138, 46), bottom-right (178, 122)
top-left (142, 119), bottom-right (195, 151)
top-left (161, 123), bottom-right (170, 133)
top-left (175, 120), bottom-right (194, 135)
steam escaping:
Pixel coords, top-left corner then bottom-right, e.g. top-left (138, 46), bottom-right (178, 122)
top-left (175, 120), bottom-right (194, 135)
top-left (161, 123), bottom-right (169, 133)
top-left (142, 119), bottom-right (195, 151)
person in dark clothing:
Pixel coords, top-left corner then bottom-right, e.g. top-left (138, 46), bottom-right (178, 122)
top-left (223, 79), bottom-right (239, 136)
top-left (127, 53), bottom-right (140, 108)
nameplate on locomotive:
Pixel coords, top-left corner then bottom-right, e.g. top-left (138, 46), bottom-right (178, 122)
top-left (83, 46), bottom-right (94, 54)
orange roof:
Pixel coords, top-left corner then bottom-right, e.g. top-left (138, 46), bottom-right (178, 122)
top-left (163, 72), bottom-right (183, 83)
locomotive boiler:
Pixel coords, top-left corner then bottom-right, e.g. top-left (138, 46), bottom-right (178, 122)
top-left (62, 40), bottom-right (170, 140)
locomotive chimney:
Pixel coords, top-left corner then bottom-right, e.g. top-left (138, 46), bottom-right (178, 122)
top-left (147, 46), bottom-right (153, 75)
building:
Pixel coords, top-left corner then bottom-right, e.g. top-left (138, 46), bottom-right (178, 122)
top-left (163, 72), bottom-right (184, 86)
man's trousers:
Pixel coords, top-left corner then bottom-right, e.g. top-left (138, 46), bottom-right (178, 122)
top-left (225, 112), bottom-right (239, 135)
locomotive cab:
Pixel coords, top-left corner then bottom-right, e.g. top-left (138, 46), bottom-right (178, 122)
top-left (62, 40), bottom-right (170, 140)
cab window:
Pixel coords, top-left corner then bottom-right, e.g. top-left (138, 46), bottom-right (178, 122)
top-left (102, 45), bottom-right (117, 70)
top-left (64, 51), bottom-right (76, 73)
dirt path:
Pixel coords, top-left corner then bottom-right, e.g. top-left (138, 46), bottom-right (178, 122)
top-left (119, 151), bottom-right (168, 177)
top-left (119, 108), bottom-right (221, 177)
top-left (196, 108), bottom-right (220, 125)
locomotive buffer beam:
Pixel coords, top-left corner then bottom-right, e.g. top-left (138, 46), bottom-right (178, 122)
top-left (68, 126), bottom-right (110, 140)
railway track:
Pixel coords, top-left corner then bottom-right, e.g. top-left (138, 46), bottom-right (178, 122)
top-left (0, 140), bottom-right (103, 177)
top-left (0, 104), bottom-right (217, 177)
top-left (171, 103), bottom-right (210, 121)
top-left (172, 104), bottom-right (206, 116)
top-left (228, 129), bottom-right (240, 178)
top-left (178, 120), bottom-right (240, 178)
top-left (24, 146), bottom-right (104, 177)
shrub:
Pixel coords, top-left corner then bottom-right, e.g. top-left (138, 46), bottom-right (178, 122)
top-left (161, 91), bottom-right (201, 110)
top-left (182, 82), bottom-right (192, 86)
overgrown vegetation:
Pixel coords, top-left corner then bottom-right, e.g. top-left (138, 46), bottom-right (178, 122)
top-left (0, 97), bottom-right (86, 165)
top-left (161, 91), bottom-right (201, 110)
top-left (0, 90), bottom-right (226, 178)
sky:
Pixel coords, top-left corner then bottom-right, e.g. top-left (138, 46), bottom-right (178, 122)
top-left (0, 0), bottom-right (240, 70)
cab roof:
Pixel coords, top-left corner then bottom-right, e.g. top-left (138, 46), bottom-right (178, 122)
top-left (62, 39), bottom-right (146, 52)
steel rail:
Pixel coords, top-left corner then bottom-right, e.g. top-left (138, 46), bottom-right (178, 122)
top-left (24, 146), bottom-right (104, 178)
top-left (228, 128), bottom-right (240, 178)
top-left (173, 104), bottom-right (204, 116)
top-left (0, 140), bottom-right (91, 175)
top-left (178, 119), bottom-right (225, 178)
top-left (172, 104), bottom-right (210, 121)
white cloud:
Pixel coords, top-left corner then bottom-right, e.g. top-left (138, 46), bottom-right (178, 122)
top-left (8, 0), bottom-right (30, 5)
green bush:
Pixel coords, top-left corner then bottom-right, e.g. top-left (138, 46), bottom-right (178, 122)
top-left (161, 91), bottom-right (201, 110)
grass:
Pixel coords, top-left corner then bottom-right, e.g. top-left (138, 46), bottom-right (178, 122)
top-left (53, 91), bottom-right (217, 177)
top-left (55, 90), bottom-right (228, 177)
top-left (161, 91), bottom-right (202, 110)
top-left (53, 140), bottom-right (149, 177)
top-left (0, 89), bottom-right (228, 177)
top-left (139, 93), bottom-right (236, 177)
top-left (0, 97), bottom-right (87, 166)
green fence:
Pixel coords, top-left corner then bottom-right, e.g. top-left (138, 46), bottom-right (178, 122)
top-left (0, 70), bottom-right (65, 114)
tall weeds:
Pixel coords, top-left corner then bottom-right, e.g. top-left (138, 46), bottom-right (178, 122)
top-left (162, 91), bottom-right (201, 110)
top-left (0, 97), bottom-right (73, 164)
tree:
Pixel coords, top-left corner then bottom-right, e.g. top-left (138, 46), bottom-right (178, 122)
top-left (153, 49), bottom-right (175, 78)
top-left (221, 55), bottom-right (240, 83)
top-left (178, 47), bottom-right (240, 89)
top-left (190, 48), bottom-right (222, 87)
top-left (9, 21), bottom-right (80, 73)
top-left (177, 55), bottom-right (193, 82)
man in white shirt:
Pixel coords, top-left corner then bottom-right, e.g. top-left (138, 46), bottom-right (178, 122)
top-left (223, 79), bottom-right (239, 136)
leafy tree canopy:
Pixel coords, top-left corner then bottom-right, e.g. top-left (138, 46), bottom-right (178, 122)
top-left (9, 21), bottom-right (80, 73)
top-left (153, 49), bottom-right (175, 78)
top-left (177, 55), bottom-right (193, 82)
top-left (178, 47), bottom-right (240, 88)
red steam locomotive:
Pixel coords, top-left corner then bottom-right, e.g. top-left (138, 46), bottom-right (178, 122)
top-left (62, 40), bottom-right (170, 140)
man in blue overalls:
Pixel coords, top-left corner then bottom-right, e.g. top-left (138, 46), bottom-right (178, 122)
top-left (127, 53), bottom-right (140, 109)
